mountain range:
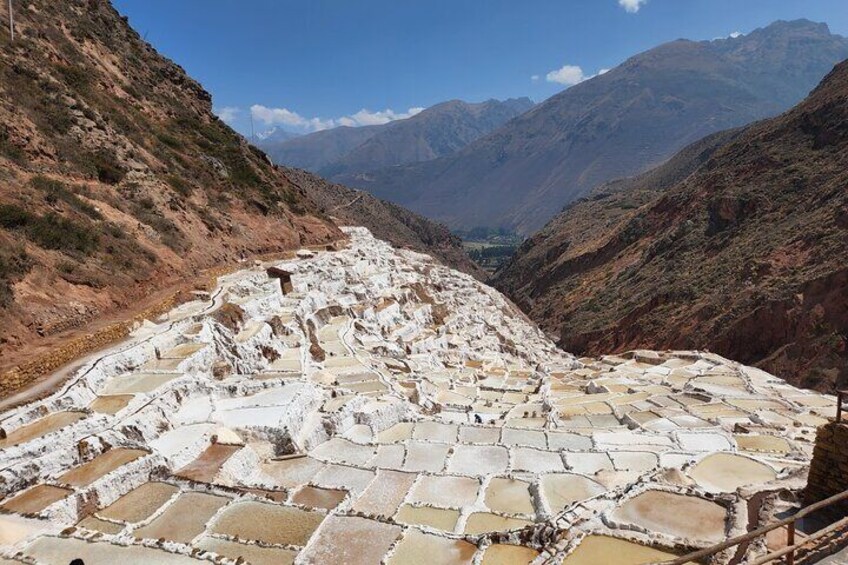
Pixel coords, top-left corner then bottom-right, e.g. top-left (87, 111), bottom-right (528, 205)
top-left (337, 20), bottom-right (848, 235)
top-left (494, 59), bottom-right (848, 392)
top-left (258, 97), bottom-right (534, 181)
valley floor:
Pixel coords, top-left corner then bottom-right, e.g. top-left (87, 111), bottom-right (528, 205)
top-left (0, 228), bottom-right (837, 564)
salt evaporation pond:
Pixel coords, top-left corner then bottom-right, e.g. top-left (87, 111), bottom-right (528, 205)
top-left (0, 227), bottom-right (835, 563)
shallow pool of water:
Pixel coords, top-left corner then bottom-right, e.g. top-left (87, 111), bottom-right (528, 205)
top-left (612, 490), bottom-right (727, 543)
top-left (689, 452), bottom-right (777, 493)
top-left (561, 535), bottom-right (692, 565)
top-left (58, 448), bottom-right (147, 487)
top-left (0, 411), bottom-right (86, 448)
top-left (98, 482), bottom-right (180, 523)
top-left (210, 500), bottom-right (324, 546)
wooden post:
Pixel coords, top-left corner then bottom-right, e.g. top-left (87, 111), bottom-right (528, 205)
top-left (8, 0), bottom-right (13, 42)
top-left (787, 522), bottom-right (795, 565)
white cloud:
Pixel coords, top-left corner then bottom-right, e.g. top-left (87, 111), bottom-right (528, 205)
top-left (712, 30), bottom-right (744, 41)
top-left (546, 65), bottom-right (587, 86)
top-left (342, 107), bottom-right (425, 127)
top-left (214, 106), bottom-right (240, 124)
top-left (618, 0), bottom-right (647, 13)
top-left (250, 105), bottom-right (334, 131)
top-left (531, 74), bottom-right (540, 81)
top-left (250, 104), bottom-right (424, 132)
top-left (544, 65), bottom-right (610, 86)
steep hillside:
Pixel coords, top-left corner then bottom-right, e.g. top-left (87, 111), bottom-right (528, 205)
top-left (494, 60), bottom-right (848, 392)
top-left (0, 0), bottom-right (345, 367)
top-left (283, 168), bottom-right (485, 279)
top-left (348, 20), bottom-right (848, 234)
top-left (260, 98), bottom-right (533, 178)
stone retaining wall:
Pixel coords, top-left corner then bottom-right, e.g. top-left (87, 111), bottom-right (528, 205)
top-left (0, 293), bottom-right (179, 398)
top-left (804, 422), bottom-right (848, 514)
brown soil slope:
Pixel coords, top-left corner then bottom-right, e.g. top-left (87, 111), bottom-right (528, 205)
top-left (494, 61), bottom-right (848, 392)
top-left (0, 0), bottom-right (344, 363)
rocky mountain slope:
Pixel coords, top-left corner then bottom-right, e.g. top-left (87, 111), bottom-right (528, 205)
top-left (260, 98), bottom-right (534, 179)
top-left (282, 167), bottom-right (485, 279)
top-left (0, 0), bottom-right (475, 370)
top-left (346, 20), bottom-right (848, 234)
top-left (494, 59), bottom-right (848, 392)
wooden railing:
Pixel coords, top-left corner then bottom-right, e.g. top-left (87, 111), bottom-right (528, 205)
top-left (658, 489), bottom-right (848, 565)
top-left (836, 390), bottom-right (848, 423)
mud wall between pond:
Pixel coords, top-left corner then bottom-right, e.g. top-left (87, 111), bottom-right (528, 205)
top-left (804, 422), bottom-right (848, 515)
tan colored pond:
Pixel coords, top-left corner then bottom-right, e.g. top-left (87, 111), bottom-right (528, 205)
top-left (0, 411), bottom-right (86, 448)
top-left (480, 544), bottom-right (539, 564)
top-left (735, 434), bottom-right (792, 454)
top-left (612, 491), bottom-right (727, 543)
top-left (352, 469), bottom-right (416, 518)
top-left (388, 529), bottom-right (476, 564)
top-left (540, 473), bottom-right (606, 514)
top-left (210, 500), bottom-right (324, 546)
top-left (410, 475), bottom-right (479, 508)
top-left (77, 515), bottom-right (125, 534)
top-left (1, 485), bottom-right (72, 514)
top-left (298, 515), bottom-right (402, 564)
top-left (689, 452), bottom-right (777, 493)
top-left (395, 504), bottom-right (459, 531)
top-left (133, 491), bottom-right (229, 543)
top-left (58, 448), bottom-right (147, 487)
top-left (484, 477), bottom-right (534, 514)
top-left (377, 422), bottom-right (415, 443)
top-left (162, 343), bottom-right (207, 359)
top-left (291, 485), bottom-right (347, 510)
top-left (98, 482), bottom-right (180, 523)
top-left (99, 372), bottom-right (182, 395)
top-left (260, 456), bottom-right (324, 488)
top-left (561, 535), bottom-right (693, 565)
top-left (0, 514), bottom-right (47, 545)
top-left (89, 395), bottom-right (134, 414)
top-left (24, 536), bottom-right (202, 565)
top-left (197, 536), bottom-right (297, 565)
top-left (463, 512), bottom-right (533, 535)
top-left (175, 443), bottom-right (241, 483)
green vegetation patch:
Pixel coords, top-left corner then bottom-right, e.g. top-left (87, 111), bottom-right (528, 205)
top-left (0, 204), bottom-right (98, 255)
top-left (30, 176), bottom-right (102, 219)
top-left (0, 245), bottom-right (32, 308)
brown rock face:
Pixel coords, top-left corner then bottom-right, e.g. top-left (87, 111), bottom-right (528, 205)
top-left (0, 0), bottom-right (341, 371)
top-left (494, 60), bottom-right (848, 392)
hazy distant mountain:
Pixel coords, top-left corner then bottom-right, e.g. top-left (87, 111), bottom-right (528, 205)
top-left (259, 98), bottom-right (534, 178)
top-left (494, 59), bottom-right (848, 391)
top-left (261, 125), bottom-right (382, 172)
top-left (256, 127), bottom-right (301, 144)
top-left (323, 98), bottom-right (534, 178)
top-left (345, 19), bottom-right (848, 235)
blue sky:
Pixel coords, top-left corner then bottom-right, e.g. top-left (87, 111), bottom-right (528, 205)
top-left (113, 0), bottom-right (848, 137)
